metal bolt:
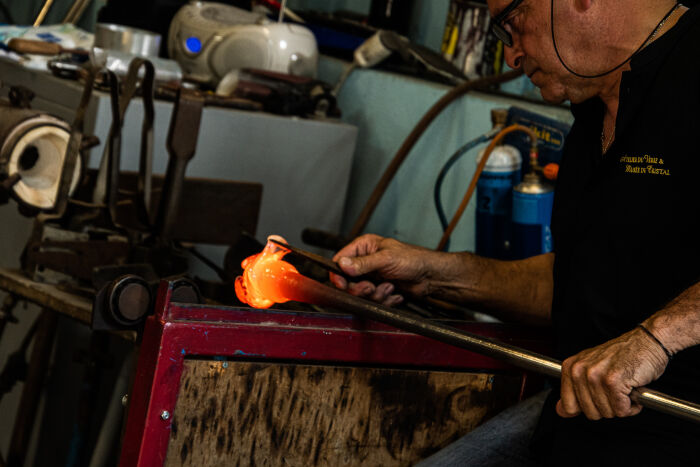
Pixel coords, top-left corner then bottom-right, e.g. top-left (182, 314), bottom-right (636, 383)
top-left (222, 362), bottom-right (228, 369)
top-left (121, 394), bottom-right (129, 407)
top-left (160, 410), bottom-right (170, 421)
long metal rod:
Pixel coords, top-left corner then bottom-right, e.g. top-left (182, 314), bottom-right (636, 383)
top-left (280, 274), bottom-right (700, 424)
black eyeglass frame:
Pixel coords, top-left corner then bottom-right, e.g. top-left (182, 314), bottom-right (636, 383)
top-left (491, 0), bottom-right (525, 47)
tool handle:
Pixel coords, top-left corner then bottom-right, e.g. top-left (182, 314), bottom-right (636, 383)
top-left (301, 228), bottom-right (348, 251)
top-left (154, 90), bottom-right (203, 239)
top-left (8, 38), bottom-right (62, 55)
top-left (155, 159), bottom-right (188, 238)
top-left (632, 387), bottom-right (700, 423)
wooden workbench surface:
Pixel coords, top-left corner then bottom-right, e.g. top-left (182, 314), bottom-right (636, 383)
top-left (0, 267), bottom-right (92, 324)
top-left (0, 268), bottom-right (138, 341)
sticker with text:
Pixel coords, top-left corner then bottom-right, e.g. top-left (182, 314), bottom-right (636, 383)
top-left (619, 154), bottom-right (670, 176)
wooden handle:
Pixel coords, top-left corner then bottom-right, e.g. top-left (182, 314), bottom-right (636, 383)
top-left (8, 38), bottom-right (63, 55)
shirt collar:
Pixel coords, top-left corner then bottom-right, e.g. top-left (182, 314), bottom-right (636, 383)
top-left (629, 4), bottom-right (700, 74)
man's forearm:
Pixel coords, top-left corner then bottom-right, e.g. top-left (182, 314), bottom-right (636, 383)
top-left (643, 281), bottom-right (700, 355)
top-left (425, 252), bottom-right (554, 326)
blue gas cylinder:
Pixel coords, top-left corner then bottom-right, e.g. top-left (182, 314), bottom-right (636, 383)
top-left (475, 144), bottom-right (522, 259)
top-left (511, 172), bottom-right (554, 259)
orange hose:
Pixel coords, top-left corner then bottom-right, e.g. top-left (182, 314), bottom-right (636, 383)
top-left (436, 124), bottom-right (539, 251)
top-left (348, 69), bottom-right (524, 239)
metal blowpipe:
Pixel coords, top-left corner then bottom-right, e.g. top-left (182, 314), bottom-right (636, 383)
top-left (278, 273), bottom-right (700, 424)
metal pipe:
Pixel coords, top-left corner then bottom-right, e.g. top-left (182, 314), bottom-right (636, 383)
top-left (278, 273), bottom-right (700, 424)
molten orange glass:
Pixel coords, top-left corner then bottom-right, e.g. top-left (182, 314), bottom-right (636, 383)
top-left (235, 236), bottom-right (301, 309)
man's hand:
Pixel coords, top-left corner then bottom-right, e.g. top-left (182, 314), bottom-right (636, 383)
top-left (331, 234), bottom-right (436, 306)
top-left (557, 326), bottom-right (671, 420)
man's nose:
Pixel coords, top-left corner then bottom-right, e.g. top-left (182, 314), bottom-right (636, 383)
top-left (504, 41), bottom-right (524, 70)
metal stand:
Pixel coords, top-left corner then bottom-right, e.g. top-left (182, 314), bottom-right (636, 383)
top-left (0, 294), bottom-right (18, 346)
top-left (7, 310), bottom-right (58, 467)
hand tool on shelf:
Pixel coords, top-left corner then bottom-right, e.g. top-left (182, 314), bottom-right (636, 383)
top-left (46, 65), bottom-right (96, 218)
top-left (87, 59), bottom-right (156, 230)
top-left (153, 88), bottom-right (203, 240)
top-left (7, 38), bottom-right (88, 56)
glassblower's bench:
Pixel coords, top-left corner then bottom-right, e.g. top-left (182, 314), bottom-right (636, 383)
top-left (120, 279), bottom-right (547, 466)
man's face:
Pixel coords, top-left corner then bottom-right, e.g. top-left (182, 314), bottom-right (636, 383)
top-left (487, 0), bottom-right (591, 103)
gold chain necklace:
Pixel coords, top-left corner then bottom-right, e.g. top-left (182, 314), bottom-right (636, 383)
top-left (601, 123), bottom-right (615, 154)
top-left (645, 3), bottom-right (681, 46)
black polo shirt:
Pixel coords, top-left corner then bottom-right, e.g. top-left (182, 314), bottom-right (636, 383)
top-left (534, 5), bottom-right (700, 466)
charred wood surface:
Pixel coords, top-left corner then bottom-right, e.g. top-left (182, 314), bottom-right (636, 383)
top-left (165, 359), bottom-right (521, 466)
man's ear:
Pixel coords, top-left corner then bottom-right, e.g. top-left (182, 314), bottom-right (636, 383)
top-left (574, 0), bottom-right (593, 12)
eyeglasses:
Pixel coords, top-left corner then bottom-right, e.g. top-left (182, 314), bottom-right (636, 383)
top-left (491, 0), bottom-right (525, 47)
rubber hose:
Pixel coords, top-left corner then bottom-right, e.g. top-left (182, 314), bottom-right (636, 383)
top-left (434, 133), bottom-right (492, 233)
top-left (348, 69), bottom-right (524, 239)
top-left (436, 124), bottom-right (538, 251)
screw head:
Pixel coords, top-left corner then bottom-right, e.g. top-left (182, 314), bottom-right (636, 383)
top-left (222, 362), bottom-right (228, 369)
top-left (160, 410), bottom-right (170, 420)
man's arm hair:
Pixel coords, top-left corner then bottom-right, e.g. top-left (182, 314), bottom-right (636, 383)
top-left (644, 281), bottom-right (700, 355)
top-left (426, 252), bottom-right (554, 326)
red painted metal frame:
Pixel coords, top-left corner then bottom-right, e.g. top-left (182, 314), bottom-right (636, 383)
top-left (119, 280), bottom-right (550, 466)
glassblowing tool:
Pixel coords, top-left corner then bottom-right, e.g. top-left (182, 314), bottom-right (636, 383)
top-left (269, 238), bottom-right (345, 277)
top-left (270, 238), bottom-right (483, 318)
top-left (235, 238), bottom-right (700, 425)
top-left (268, 238), bottom-right (382, 287)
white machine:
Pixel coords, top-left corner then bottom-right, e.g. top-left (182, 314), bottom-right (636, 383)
top-left (168, 1), bottom-right (319, 85)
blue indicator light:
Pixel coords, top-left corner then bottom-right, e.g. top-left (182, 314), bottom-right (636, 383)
top-left (185, 37), bottom-right (202, 54)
